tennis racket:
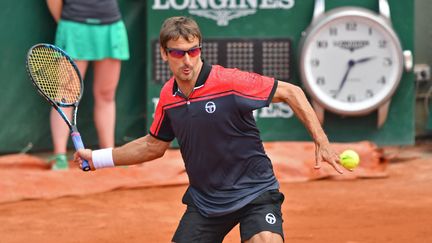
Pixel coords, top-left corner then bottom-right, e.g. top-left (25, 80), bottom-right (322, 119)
top-left (26, 43), bottom-right (90, 171)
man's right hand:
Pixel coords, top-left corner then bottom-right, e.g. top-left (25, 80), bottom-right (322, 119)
top-left (74, 149), bottom-right (95, 171)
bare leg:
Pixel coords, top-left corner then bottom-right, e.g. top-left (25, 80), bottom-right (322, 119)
top-left (244, 231), bottom-right (283, 243)
top-left (50, 60), bottom-right (89, 154)
top-left (50, 107), bottom-right (73, 155)
top-left (92, 58), bottom-right (121, 148)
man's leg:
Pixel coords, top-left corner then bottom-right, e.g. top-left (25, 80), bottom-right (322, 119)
top-left (172, 205), bottom-right (238, 243)
top-left (240, 190), bottom-right (285, 242)
top-left (244, 231), bottom-right (283, 243)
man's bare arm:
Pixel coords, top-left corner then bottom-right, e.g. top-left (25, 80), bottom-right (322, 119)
top-left (272, 81), bottom-right (344, 173)
top-left (113, 135), bottom-right (171, 166)
top-left (74, 135), bottom-right (171, 170)
top-left (272, 81), bottom-right (329, 145)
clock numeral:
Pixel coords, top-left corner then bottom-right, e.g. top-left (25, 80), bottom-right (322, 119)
top-left (329, 90), bottom-right (338, 98)
top-left (346, 22), bottom-right (357, 31)
top-left (366, 89), bottom-right (374, 98)
top-left (368, 27), bottom-right (373, 35)
top-left (383, 57), bottom-right (392, 66)
top-left (379, 40), bottom-right (387, 48)
top-left (347, 94), bottom-right (356, 102)
top-left (329, 27), bottom-right (338, 36)
top-left (316, 77), bottom-right (325, 85)
top-left (378, 76), bottom-right (387, 84)
top-left (317, 40), bottom-right (328, 49)
top-left (311, 59), bottom-right (320, 67)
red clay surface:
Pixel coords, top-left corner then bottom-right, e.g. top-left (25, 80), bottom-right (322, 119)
top-left (0, 142), bottom-right (431, 243)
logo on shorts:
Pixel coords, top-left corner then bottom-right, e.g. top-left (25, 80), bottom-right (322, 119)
top-left (265, 213), bottom-right (276, 224)
top-left (205, 101), bottom-right (216, 113)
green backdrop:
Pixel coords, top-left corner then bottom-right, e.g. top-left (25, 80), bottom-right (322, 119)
top-left (146, 0), bottom-right (415, 146)
top-left (0, 0), bottom-right (415, 154)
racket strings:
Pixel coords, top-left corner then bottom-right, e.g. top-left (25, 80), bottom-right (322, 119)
top-left (28, 46), bottom-right (81, 104)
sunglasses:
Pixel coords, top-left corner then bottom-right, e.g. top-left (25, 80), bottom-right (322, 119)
top-left (166, 46), bottom-right (202, 58)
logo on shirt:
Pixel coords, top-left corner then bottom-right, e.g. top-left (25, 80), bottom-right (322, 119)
top-left (205, 101), bottom-right (216, 113)
top-left (265, 213), bottom-right (276, 224)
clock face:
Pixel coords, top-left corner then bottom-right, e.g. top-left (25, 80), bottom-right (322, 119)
top-left (299, 8), bottom-right (404, 115)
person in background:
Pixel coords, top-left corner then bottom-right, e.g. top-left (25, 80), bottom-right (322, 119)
top-left (74, 16), bottom-right (347, 242)
top-left (46, 0), bottom-right (129, 170)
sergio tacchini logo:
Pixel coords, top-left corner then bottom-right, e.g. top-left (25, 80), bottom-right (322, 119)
top-left (265, 213), bottom-right (276, 224)
top-left (205, 101), bottom-right (216, 113)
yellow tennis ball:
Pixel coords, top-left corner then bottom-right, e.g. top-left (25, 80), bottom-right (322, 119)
top-left (339, 150), bottom-right (360, 169)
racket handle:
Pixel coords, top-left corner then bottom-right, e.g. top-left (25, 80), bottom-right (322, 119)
top-left (71, 132), bottom-right (91, 171)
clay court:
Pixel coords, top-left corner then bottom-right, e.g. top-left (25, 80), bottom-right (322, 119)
top-left (0, 141), bottom-right (431, 243)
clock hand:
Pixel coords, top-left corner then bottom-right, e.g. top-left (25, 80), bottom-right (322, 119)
top-left (333, 57), bottom-right (376, 98)
top-left (334, 59), bottom-right (355, 98)
top-left (354, 56), bottom-right (376, 64)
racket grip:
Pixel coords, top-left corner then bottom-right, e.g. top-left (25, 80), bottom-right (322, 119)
top-left (71, 132), bottom-right (91, 171)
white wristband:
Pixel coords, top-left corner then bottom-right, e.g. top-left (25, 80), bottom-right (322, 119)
top-left (92, 148), bottom-right (115, 169)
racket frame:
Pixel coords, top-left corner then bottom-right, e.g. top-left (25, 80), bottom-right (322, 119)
top-left (26, 43), bottom-right (91, 171)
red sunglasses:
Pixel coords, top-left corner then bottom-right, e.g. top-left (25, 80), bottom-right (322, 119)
top-left (166, 46), bottom-right (202, 58)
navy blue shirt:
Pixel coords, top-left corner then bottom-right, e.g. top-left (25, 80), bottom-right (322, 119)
top-left (150, 62), bottom-right (279, 217)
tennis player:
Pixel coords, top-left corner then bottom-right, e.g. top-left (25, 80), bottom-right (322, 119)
top-left (74, 16), bottom-right (345, 243)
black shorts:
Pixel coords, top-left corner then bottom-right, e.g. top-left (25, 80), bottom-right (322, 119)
top-left (172, 190), bottom-right (285, 243)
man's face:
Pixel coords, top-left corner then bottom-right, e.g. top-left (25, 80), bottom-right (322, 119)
top-left (160, 36), bottom-right (202, 84)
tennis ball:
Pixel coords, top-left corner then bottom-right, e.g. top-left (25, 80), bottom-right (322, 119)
top-left (339, 149), bottom-right (360, 170)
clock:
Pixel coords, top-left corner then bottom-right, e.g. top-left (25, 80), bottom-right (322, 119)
top-left (298, 0), bottom-right (411, 127)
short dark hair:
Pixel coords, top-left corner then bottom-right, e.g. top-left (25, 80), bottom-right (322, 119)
top-left (159, 16), bottom-right (202, 49)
